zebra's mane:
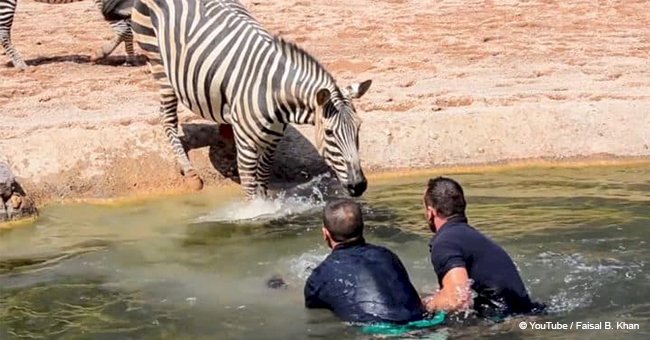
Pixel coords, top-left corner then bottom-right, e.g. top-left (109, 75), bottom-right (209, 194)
top-left (272, 36), bottom-right (336, 86)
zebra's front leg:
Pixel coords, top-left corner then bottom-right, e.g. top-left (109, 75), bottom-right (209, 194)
top-left (159, 87), bottom-right (203, 190)
top-left (153, 71), bottom-right (203, 191)
top-left (233, 126), bottom-right (283, 199)
top-left (254, 139), bottom-right (282, 198)
top-left (234, 139), bottom-right (262, 199)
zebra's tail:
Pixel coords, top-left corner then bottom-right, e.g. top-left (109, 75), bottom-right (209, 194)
top-left (101, 0), bottom-right (133, 21)
top-left (32, 0), bottom-right (84, 4)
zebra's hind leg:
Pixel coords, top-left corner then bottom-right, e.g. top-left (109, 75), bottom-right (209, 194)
top-left (0, 1), bottom-right (27, 70)
top-left (93, 19), bottom-right (136, 65)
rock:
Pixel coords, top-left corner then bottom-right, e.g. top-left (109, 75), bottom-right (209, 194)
top-left (0, 161), bottom-right (14, 200)
top-left (0, 161), bottom-right (38, 223)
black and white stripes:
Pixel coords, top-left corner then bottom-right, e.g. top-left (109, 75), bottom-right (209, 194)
top-left (0, 0), bottom-right (135, 69)
top-left (132, 0), bottom-right (372, 198)
top-left (92, 0), bottom-right (134, 63)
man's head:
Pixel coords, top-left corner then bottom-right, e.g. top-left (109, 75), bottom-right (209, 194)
top-left (423, 177), bottom-right (466, 232)
top-left (322, 198), bottom-right (364, 248)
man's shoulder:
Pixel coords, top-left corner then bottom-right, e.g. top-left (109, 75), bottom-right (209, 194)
top-left (329, 242), bottom-right (402, 264)
top-left (307, 254), bottom-right (334, 280)
top-left (438, 221), bottom-right (481, 238)
top-left (429, 222), bottom-right (479, 251)
top-left (445, 221), bottom-right (497, 247)
top-left (364, 243), bottom-right (400, 258)
top-left (430, 225), bottom-right (465, 243)
top-left (364, 242), bottom-right (390, 251)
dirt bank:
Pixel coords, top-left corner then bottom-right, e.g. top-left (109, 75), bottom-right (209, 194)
top-left (1, 0), bottom-right (649, 205)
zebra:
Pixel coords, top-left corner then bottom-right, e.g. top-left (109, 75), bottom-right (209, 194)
top-left (92, 0), bottom-right (135, 63)
top-left (0, 0), bottom-right (135, 70)
top-left (131, 0), bottom-right (372, 198)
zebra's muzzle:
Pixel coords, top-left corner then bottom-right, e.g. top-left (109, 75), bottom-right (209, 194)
top-left (346, 179), bottom-right (367, 197)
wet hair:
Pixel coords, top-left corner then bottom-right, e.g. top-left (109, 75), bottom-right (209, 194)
top-left (424, 177), bottom-right (466, 218)
top-left (322, 198), bottom-right (364, 242)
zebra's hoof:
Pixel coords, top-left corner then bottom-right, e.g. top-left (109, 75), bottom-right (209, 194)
top-left (184, 172), bottom-right (204, 191)
top-left (252, 186), bottom-right (268, 200)
top-left (13, 61), bottom-right (28, 71)
top-left (91, 49), bottom-right (106, 63)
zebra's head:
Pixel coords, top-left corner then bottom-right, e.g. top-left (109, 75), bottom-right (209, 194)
top-left (314, 79), bottom-right (372, 197)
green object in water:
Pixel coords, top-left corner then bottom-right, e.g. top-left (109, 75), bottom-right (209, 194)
top-left (361, 311), bottom-right (447, 335)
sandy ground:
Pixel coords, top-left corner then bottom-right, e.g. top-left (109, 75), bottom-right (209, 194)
top-left (1, 0), bottom-right (649, 204)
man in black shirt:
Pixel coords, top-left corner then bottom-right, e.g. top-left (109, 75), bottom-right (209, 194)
top-left (422, 177), bottom-right (544, 317)
top-left (304, 199), bottom-right (426, 323)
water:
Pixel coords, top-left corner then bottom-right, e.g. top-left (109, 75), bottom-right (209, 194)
top-left (0, 164), bottom-right (648, 339)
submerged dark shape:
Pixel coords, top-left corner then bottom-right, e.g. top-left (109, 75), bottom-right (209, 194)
top-left (266, 275), bottom-right (288, 289)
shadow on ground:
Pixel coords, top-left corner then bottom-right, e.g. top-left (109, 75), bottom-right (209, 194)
top-left (4, 54), bottom-right (148, 68)
top-left (180, 123), bottom-right (330, 189)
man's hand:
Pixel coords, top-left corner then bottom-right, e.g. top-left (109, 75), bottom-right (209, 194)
top-left (423, 267), bottom-right (472, 312)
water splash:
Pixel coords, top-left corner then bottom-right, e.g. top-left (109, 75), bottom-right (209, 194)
top-left (536, 251), bottom-right (644, 314)
top-left (194, 195), bottom-right (315, 223)
top-left (287, 248), bottom-right (328, 281)
top-left (195, 174), bottom-right (335, 223)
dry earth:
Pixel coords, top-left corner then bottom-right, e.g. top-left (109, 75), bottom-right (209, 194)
top-left (1, 0), bottom-right (649, 204)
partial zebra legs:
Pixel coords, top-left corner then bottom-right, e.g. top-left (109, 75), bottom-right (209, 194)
top-left (233, 134), bottom-right (263, 198)
top-left (254, 137), bottom-right (283, 197)
top-left (94, 19), bottom-right (136, 64)
top-left (0, 0), bottom-right (27, 69)
top-left (0, 30), bottom-right (26, 70)
top-left (0, 0), bottom-right (134, 69)
top-left (232, 125), bottom-right (283, 198)
top-left (148, 57), bottom-right (203, 190)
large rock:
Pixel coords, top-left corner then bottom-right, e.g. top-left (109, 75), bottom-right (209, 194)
top-left (0, 161), bottom-right (37, 223)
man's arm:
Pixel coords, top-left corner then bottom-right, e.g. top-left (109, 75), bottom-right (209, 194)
top-left (423, 267), bottom-right (472, 312)
top-left (304, 273), bottom-right (327, 309)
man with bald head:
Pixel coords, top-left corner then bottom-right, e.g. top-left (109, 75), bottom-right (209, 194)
top-left (304, 199), bottom-right (425, 323)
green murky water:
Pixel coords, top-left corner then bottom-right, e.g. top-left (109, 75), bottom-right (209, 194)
top-left (0, 164), bottom-right (649, 339)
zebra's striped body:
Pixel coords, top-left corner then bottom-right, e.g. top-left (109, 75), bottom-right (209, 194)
top-left (132, 0), bottom-right (372, 198)
top-left (0, 0), bottom-right (134, 70)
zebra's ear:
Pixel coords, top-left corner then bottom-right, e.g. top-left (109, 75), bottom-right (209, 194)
top-left (316, 88), bottom-right (331, 106)
top-left (346, 79), bottom-right (372, 99)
